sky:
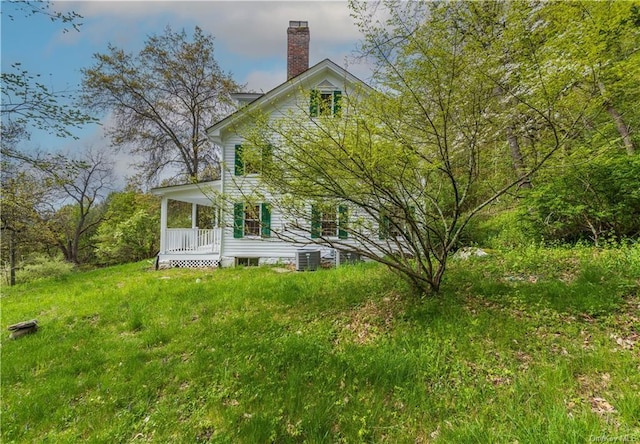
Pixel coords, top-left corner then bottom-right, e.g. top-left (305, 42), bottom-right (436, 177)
top-left (1, 0), bottom-right (371, 186)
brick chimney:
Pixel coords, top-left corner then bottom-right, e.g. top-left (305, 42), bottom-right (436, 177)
top-left (287, 21), bottom-right (309, 80)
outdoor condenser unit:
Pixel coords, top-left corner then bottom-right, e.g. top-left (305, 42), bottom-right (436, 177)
top-left (295, 249), bottom-right (321, 271)
top-left (337, 250), bottom-right (361, 265)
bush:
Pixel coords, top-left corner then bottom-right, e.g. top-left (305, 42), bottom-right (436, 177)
top-left (458, 209), bottom-right (535, 250)
top-left (521, 155), bottom-right (640, 245)
top-left (14, 254), bottom-right (75, 284)
top-left (93, 191), bottom-right (160, 265)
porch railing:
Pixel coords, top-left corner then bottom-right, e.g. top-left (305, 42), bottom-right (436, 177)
top-left (164, 228), bottom-right (221, 254)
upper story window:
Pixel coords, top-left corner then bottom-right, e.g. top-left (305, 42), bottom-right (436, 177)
top-left (234, 144), bottom-right (272, 176)
top-left (310, 89), bottom-right (342, 117)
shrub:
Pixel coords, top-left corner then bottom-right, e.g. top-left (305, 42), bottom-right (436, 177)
top-left (464, 209), bottom-right (536, 249)
top-left (14, 254), bottom-right (75, 284)
top-left (93, 191), bottom-right (160, 265)
top-left (521, 155), bottom-right (640, 245)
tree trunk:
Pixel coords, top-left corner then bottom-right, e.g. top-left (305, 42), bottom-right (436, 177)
top-left (605, 104), bottom-right (636, 155)
top-left (70, 238), bottom-right (79, 264)
top-left (506, 125), bottom-right (532, 189)
top-left (9, 230), bottom-right (16, 286)
top-left (598, 82), bottom-right (636, 155)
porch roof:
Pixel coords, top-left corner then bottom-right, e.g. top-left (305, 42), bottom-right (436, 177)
top-left (150, 180), bottom-right (221, 206)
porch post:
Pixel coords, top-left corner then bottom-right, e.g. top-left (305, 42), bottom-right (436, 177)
top-left (160, 197), bottom-right (168, 254)
top-left (191, 203), bottom-right (198, 229)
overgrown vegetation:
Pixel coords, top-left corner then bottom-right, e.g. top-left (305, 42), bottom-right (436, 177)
top-left (2, 245), bottom-right (638, 442)
top-left (523, 155), bottom-right (640, 245)
top-left (247, 0), bottom-right (639, 294)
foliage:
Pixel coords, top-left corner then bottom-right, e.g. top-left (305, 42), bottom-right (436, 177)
top-left (2, 245), bottom-right (638, 442)
top-left (40, 149), bottom-right (115, 264)
top-left (81, 26), bottom-right (239, 184)
top-left (1, 1), bottom-right (95, 146)
top-left (1, 64), bottom-right (97, 144)
top-left (248, 1), bottom-right (603, 294)
top-left (1, 1), bottom-right (104, 279)
top-left (537, 1), bottom-right (640, 156)
top-left (1, 148), bottom-right (114, 280)
top-left (522, 155), bottom-right (640, 245)
top-left (2, 0), bottom-right (93, 163)
top-left (9, 254), bottom-right (75, 284)
top-left (4, 0), bottom-right (83, 33)
top-left (0, 161), bottom-right (54, 285)
top-left (94, 190), bottom-right (160, 265)
top-left (462, 208), bottom-right (535, 250)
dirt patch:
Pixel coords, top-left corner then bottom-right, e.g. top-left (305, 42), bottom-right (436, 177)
top-left (334, 293), bottom-right (405, 346)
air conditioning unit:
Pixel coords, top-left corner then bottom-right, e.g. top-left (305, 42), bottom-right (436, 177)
top-left (337, 250), bottom-right (361, 265)
top-left (296, 249), bottom-right (321, 271)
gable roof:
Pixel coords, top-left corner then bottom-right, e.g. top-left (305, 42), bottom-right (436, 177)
top-left (207, 58), bottom-right (371, 143)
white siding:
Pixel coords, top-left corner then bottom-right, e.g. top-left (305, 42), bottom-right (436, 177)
top-left (217, 67), bottom-right (374, 262)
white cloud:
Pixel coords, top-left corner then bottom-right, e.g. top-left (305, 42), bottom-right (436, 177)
top-left (244, 68), bottom-right (287, 92)
top-left (58, 1), bottom-right (361, 57)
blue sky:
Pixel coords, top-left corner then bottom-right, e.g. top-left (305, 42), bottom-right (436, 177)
top-left (2, 0), bottom-right (369, 185)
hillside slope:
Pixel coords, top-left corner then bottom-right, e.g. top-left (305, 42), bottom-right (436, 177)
top-left (2, 246), bottom-right (639, 443)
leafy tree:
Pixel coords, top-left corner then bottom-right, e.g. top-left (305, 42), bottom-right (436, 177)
top-left (248, 1), bottom-right (598, 294)
top-left (537, 1), bottom-right (639, 156)
top-left (1, 1), bottom-right (105, 279)
top-left (94, 190), bottom-right (160, 265)
top-left (44, 150), bottom-right (114, 264)
top-left (0, 161), bottom-right (53, 285)
top-left (522, 155), bottom-right (640, 245)
top-left (81, 26), bottom-right (240, 184)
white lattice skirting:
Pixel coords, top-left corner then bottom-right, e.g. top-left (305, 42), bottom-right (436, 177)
top-left (169, 259), bottom-right (219, 268)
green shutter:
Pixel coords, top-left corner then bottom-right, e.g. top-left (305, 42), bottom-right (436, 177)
top-left (261, 203), bottom-right (271, 238)
top-left (233, 203), bottom-right (244, 238)
top-left (333, 90), bottom-right (342, 116)
top-left (379, 213), bottom-right (390, 240)
top-left (309, 89), bottom-right (319, 117)
top-left (234, 144), bottom-right (244, 176)
top-left (311, 205), bottom-right (320, 238)
top-left (338, 205), bottom-right (348, 239)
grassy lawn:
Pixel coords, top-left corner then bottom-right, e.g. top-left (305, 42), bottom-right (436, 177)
top-left (1, 245), bottom-right (639, 443)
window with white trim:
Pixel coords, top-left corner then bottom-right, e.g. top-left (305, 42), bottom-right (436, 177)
top-left (311, 204), bottom-right (348, 239)
top-left (233, 202), bottom-right (271, 238)
top-left (310, 90), bottom-right (342, 117)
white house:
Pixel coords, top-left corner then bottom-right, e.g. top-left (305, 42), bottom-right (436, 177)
top-left (151, 21), bottom-right (374, 269)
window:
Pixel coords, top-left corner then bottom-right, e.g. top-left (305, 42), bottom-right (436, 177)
top-left (244, 204), bottom-right (261, 237)
top-left (379, 207), bottom-right (411, 240)
top-left (236, 257), bottom-right (259, 267)
top-left (234, 144), bottom-right (272, 176)
top-left (311, 204), bottom-right (348, 239)
top-left (321, 208), bottom-right (337, 237)
top-left (233, 202), bottom-right (271, 238)
top-left (310, 90), bottom-right (342, 117)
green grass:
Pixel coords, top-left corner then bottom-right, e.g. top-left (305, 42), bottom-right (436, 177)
top-left (2, 245), bottom-right (639, 443)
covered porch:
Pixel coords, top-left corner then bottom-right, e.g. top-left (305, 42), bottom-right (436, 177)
top-left (150, 181), bottom-right (223, 267)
